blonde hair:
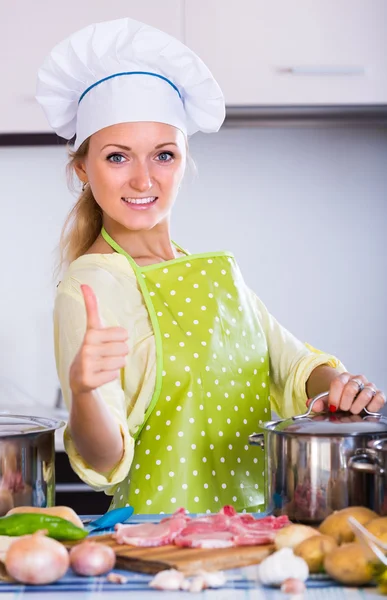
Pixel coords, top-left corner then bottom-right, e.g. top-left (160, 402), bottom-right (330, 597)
top-left (58, 137), bottom-right (102, 273)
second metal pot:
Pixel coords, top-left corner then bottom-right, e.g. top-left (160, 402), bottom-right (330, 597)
top-left (0, 414), bottom-right (64, 516)
top-left (249, 393), bottom-right (387, 524)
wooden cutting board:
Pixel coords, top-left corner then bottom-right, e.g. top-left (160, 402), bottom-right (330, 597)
top-left (65, 534), bottom-right (273, 575)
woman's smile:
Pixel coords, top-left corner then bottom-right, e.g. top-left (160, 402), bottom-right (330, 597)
top-left (121, 196), bottom-right (158, 210)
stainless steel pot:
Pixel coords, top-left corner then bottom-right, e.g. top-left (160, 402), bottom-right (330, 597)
top-left (249, 393), bottom-right (387, 524)
top-left (349, 437), bottom-right (387, 516)
top-left (0, 414), bottom-right (64, 516)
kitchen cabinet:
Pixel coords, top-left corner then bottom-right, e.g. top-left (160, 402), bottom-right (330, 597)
top-left (185, 0), bottom-right (387, 105)
top-left (55, 451), bottom-right (110, 515)
top-left (0, 0), bottom-right (183, 134)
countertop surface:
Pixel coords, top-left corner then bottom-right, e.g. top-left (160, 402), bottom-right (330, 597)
top-left (0, 567), bottom-right (384, 598)
top-left (0, 515), bottom-right (385, 598)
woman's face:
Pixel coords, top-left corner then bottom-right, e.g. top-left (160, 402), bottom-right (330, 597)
top-left (77, 122), bottom-right (187, 231)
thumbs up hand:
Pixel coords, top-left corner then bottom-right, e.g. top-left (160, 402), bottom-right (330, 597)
top-left (69, 285), bottom-right (129, 395)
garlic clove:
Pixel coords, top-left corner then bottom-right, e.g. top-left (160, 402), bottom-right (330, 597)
top-left (258, 548), bottom-right (309, 586)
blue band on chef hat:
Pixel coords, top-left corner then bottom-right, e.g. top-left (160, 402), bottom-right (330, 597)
top-left (79, 71), bottom-right (182, 104)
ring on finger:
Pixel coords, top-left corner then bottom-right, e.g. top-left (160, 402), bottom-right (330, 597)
top-left (350, 378), bottom-right (365, 393)
top-left (363, 385), bottom-right (377, 398)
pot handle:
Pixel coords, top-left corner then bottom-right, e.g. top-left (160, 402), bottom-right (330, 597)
top-left (368, 437), bottom-right (387, 452)
top-left (293, 391), bottom-right (381, 420)
top-left (248, 433), bottom-right (265, 450)
top-left (348, 449), bottom-right (385, 475)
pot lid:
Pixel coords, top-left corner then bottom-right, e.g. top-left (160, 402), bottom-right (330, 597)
top-left (262, 413), bottom-right (387, 436)
top-left (259, 392), bottom-right (387, 436)
top-left (0, 414), bottom-right (65, 437)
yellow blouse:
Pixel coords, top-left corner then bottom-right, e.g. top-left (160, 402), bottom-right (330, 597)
top-left (54, 253), bottom-right (345, 493)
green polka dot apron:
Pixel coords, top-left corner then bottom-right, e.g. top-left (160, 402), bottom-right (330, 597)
top-left (102, 228), bottom-right (270, 514)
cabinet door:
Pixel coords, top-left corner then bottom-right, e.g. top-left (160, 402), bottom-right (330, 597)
top-left (185, 0), bottom-right (387, 105)
top-left (0, 1), bottom-right (183, 133)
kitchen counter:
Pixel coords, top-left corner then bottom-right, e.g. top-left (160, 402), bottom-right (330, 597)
top-left (0, 514), bottom-right (385, 598)
top-left (0, 565), bottom-right (385, 599)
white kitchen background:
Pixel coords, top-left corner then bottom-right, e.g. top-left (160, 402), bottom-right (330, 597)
top-left (0, 123), bottom-right (386, 410)
top-left (1, 0), bottom-right (387, 412)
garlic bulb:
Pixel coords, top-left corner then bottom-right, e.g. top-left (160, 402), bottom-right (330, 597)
top-left (258, 548), bottom-right (309, 586)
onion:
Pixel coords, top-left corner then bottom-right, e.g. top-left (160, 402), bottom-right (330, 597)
top-left (69, 541), bottom-right (116, 576)
top-left (5, 531), bottom-right (70, 584)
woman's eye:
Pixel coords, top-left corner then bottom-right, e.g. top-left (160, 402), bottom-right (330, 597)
top-left (107, 153), bottom-right (126, 163)
top-left (156, 152), bottom-right (174, 162)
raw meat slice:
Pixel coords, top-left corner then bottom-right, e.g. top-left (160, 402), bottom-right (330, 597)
top-left (174, 510), bottom-right (290, 548)
top-left (178, 505), bottom-right (237, 536)
top-left (179, 515), bottom-right (230, 535)
top-left (238, 513), bottom-right (255, 524)
top-left (174, 530), bottom-right (235, 549)
top-left (113, 517), bottom-right (187, 547)
top-left (219, 505), bottom-right (237, 517)
top-left (232, 531), bottom-right (276, 546)
top-left (161, 507), bottom-right (191, 525)
top-left (270, 515), bottom-right (290, 529)
top-left (241, 514), bottom-right (289, 530)
top-left (114, 507), bottom-right (290, 549)
top-left (227, 514), bottom-right (290, 546)
top-left (229, 514), bottom-right (291, 535)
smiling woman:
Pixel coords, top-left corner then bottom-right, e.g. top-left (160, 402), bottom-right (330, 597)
top-left (60, 122), bottom-right (187, 270)
top-left (35, 17), bottom-right (385, 516)
top-left (75, 122), bottom-right (186, 246)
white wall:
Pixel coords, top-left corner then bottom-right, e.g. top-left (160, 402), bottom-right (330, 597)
top-left (1, 124), bottom-right (386, 410)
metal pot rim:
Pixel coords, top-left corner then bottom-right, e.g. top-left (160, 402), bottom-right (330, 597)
top-left (0, 414), bottom-right (65, 437)
top-left (253, 417), bottom-right (387, 437)
top-left (253, 392), bottom-right (387, 436)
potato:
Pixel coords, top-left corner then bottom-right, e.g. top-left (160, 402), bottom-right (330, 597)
top-left (294, 534), bottom-right (337, 573)
top-left (319, 506), bottom-right (378, 544)
top-left (275, 524), bottom-right (320, 550)
top-left (365, 517), bottom-right (387, 543)
top-left (324, 542), bottom-right (373, 585)
top-left (6, 506), bottom-right (83, 529)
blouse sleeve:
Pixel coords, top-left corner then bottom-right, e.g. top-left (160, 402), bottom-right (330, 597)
top-left (54, 287), bottom-right (135, 493)
top-left (251, 293), bottom-right (346, 418)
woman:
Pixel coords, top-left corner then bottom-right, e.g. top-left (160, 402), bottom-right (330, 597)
top-left (37, 17), bottom-right (385, 515)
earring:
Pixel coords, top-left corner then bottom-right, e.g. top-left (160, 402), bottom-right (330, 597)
top-left (82, 182), bottom-right (88, 192)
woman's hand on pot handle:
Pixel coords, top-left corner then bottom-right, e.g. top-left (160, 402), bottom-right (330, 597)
top-left (308, 372), bottom-right (386, 414)
top-left (69, 284), bottom-right (129, 395)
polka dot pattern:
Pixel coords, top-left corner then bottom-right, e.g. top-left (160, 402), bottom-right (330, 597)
top-left (114, 252), bottom-right (269, 515)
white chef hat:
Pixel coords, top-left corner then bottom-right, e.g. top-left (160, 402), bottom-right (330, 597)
top-left (36, 17), bottom-right (225, 150)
